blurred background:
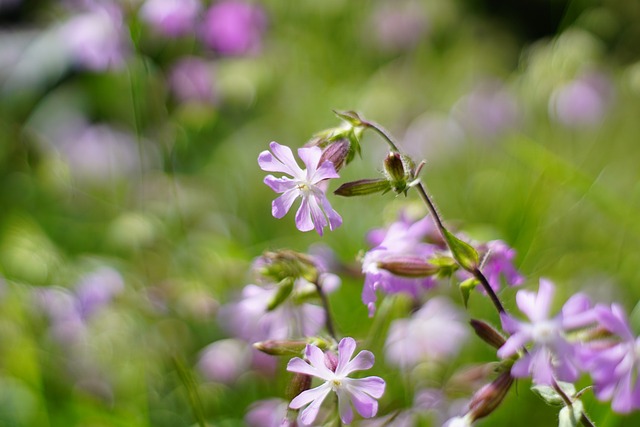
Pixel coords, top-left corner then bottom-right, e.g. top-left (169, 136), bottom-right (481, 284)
top-left (0, 0), bottom-right (640, 425)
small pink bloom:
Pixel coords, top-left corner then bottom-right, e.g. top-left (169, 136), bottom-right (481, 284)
top-left (139, 0), bottom-right (202, 37)
top-left (287, 337), bottom-right (386, 425)
top-left (258, 141), bottom-right (342, 236)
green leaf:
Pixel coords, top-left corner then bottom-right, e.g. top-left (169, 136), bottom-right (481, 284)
top-left (460, 278), bottom-right (479, 308)
top-left (443, 229), bottom-right (479, 272)
top-left (531, 382), bottom-right (576, 407)
top-left (558, 400), bottom-right (584, 427)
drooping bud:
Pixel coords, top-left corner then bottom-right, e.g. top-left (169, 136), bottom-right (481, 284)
top-left (467, 370), bottom-right (514, 421)
top-left (334, 179), bottom-right (391, 197)
top-left (254, 340), bottom-right (307, 356)
top-left (377, 256), bottom-right (438, 277)
top-left (258, 250), bottom-right (318, 283)
top-left (469, 319), bottom-right (507, 349)
top-left (383, 152), bottom-right (414, 194)
top-left (319, 138), bottom-right (350, 172)
top-left (266, 277), bottom-right (294, 311)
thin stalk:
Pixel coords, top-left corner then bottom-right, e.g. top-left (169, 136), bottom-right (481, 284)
top-left (362, 120), bottom-right (401, 152)
top-left (313, 281), bottom-right (338, 341)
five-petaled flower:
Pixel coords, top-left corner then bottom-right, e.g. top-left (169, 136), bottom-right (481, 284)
top-left (287, 337), bottom-right (386, 425)
top-left (258, 141), bottom-right (342, 235)
top-left (498, 279), bottom-right (595, 385)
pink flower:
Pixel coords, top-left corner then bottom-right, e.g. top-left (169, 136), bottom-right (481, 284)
top-left (498, 279), bottom-right (595, 384)
top-left (139, 0), bottom-right (202, 37)
top-left (581, 304), bottom-right (640, 413)
top-left (385, 297), bottom-right (468, 369)
top-left (258, 141), bottom-right (342, 235)
top-left (361, 214), bottom-right (438, 316)
top-left (200, 0), bottom-right (267, 56)
top-left (168, 57), bottom-right (215, 105)
top-left (287, 337), bottom-right (386, 425)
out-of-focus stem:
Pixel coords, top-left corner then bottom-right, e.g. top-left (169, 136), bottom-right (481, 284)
top-left (313, 280), bottom-right (338, 341)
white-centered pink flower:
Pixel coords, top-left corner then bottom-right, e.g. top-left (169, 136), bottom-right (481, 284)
top-left (258, 141), bottom-right (342, 235)
top-left (287, 337), bottom-right (386, 425)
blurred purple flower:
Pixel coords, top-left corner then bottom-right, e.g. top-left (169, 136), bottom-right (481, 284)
top-left (139, 0), bottom-right (202, 37)
top-left (258, 141), bottom-right (342, 235)
top-left (219, 284), bottom-right (325, 342)
top-left (549, 71), bottom-right (614, 128)
top-left (452, 80), bottom-right (519, 139)
top-left (60, 2), bottom-right (129, 71)
top-left (498, 279), bottom-right (595, 384)
top-left (385, 297), bottom-right (468, 369)
top-left (361, 215), bottom-right (438, 316)
top-left (369, 1), bottom-right (428, 52)
top-left (34, 287), bottom-right (86, 343)
top-left (168, 57), bottom-right (216, 104)
top-left (245, 398), bottom-right (290, 427)
top-left (580, 304), bottom-right (640, 413)
top-left (197, 338), bottom-right (251, 384)
top-left (57, 123), bottom-right (149, 182)
top-left (75, 267), bottom-right (124, 320)
top-left (200, 0), bottom-right (267, 56)
top-left (287, 337), bottom-right (386, 425)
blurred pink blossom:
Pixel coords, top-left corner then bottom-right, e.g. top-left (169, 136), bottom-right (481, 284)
top-left (139, 0), bottom-right (202, 37)
top-left (200, 0), bottom-right (267, 56)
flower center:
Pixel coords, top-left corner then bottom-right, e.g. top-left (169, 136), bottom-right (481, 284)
top-left (330, 378), bottom-right (342, 390)
top-left (531, 320), bottom-right (558, 344)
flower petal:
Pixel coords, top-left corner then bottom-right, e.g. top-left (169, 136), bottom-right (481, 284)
top-left (343, 351), bottom-right (375, 375)
top-left (269, 142), bottom-right (304, 177)
top-left (292, 384), bottom-right (332, 426)
top-left (264, 175), bottom-right (296, 193)
top-left (335, 337), bottom-right (357, 375)
top-left (272, 189), bottom-right (300, 219)
top-left (298, 146), bottom-right (322, 177)
top-left (351, 376), bottom-right (386, 399)
top-left (286, 357), bottom-right (319, 378)
top-left (312, 160), bottom-right (340, 183)
top-left (295, 197), bottom-right (314, 232)
top-left (345, 383), bottom-right (379, 419)
top-left (497, 331), bottom-right (529, 359)
top-left (305, 344), bottom-right (334, 380)
top-left (308, 195), bottom-right (328, 235)
top-left (319, 192), bottom-right (342, 231)
top-left (336, 388), bottom-right (354, 425)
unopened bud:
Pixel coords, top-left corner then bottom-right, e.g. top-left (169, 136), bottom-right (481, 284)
top-left (258, 250), bottom-right (318, 282)
top-left (323, 350), bottom-right (338, 371)
top-left (377, 256), bottom-right (438, 277)
top-left (468, 371), bottom-right (514, 421)
top-left (470, 319), bottom-right (506, 349)
top-left (287, 372), bottom-right (312, 401)
top-left (319, 139), bottom-right (350, 172)
top-left (334, 179), bottom-right (391, 197)
top-left (254, 340), bottom-right (307, 356)
top-left (383, 152), bottom-right (414, 194)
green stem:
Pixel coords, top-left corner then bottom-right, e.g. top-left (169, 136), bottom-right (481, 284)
top-left (172, 356), bottom-right (207, 427)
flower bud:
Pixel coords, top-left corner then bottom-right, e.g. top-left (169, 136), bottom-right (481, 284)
top-left (469, 319), bottom-right (506, 349)
top-left (257, 250), bottom-right (318, 282)
top-left (254, 340), bottom-right (307, 356)
top-left (377, 256), bottom-right (438, 277)
top-left (286, 372), bottom-right (312, 401)
top-left (468, 371), bottom-right (514, 421)
top-left (383, 152), bottom-right (414, 194)
top-left (324, 350), bottom-right (338, 371)
top-left (334, 179), bottom-right (391, 197)
top-left (319, 139), bottom-right (350, 172)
